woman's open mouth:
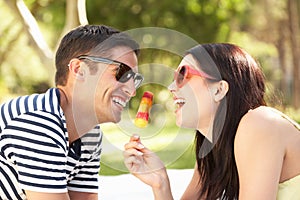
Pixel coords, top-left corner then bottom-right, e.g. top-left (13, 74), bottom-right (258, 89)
top-left (174, 98), bottom-right (186, 112)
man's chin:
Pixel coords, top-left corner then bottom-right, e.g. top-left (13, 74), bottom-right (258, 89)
top-left (114, 118), bottom-right (121, 123)
top-left (111, 115), bottom-right (121, 124)
top-left (97, 115), bottom-right (121, 124)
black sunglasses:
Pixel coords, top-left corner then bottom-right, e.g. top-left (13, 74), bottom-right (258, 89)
top-left (77, 55), bottom-right (144, 88)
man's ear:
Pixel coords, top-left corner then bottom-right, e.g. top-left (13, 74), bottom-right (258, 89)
top-left (68, 59), bottom-right (85, 80)
top-left (212, 80), bottom-right (229, 102)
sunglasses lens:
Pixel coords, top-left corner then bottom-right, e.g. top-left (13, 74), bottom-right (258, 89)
top-left (115, 64), bottom-right (133, 82)
top-left (107, 62), bottom-right (143, 88)
top-left (134, 74), bottom-right (144, 88)
top-left (116, 64), bottom-right (144, 88)
top-left (176, 66), bottom-right (186, 86)
top-left (117, 70), bottom-right (134, 83)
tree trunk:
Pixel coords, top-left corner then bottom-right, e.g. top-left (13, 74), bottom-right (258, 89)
top-left (56, 0), bottom-right (89, 49)
top-left (288, 0), bottom-right (300, 108)
top-left (276, 19), bottom-right (289, 105)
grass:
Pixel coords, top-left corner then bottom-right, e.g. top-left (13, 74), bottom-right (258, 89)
top-left (99, 121), bottom-right (196, 176)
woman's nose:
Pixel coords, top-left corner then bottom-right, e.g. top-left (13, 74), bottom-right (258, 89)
top-left (168, 80), bottom-right (177, 92)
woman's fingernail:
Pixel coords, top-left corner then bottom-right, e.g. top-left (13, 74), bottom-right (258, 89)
top-left (133, 134), bottom-right (140, 139)
top-left (137, 151), bottom-right (143, 156)
top-left (138, 143), bottom-right (144, 149)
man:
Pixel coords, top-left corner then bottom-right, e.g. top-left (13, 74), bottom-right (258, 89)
top-left (0, 25), bottom-right (143, 200)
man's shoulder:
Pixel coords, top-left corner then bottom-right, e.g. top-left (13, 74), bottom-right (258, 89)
top-left (0, 88), bottom-right (63, 129)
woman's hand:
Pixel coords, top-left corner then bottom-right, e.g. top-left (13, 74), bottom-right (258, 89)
top-left (123, 134), bottom-right (167, 187)
top-left (123, 135), bottom-right (173, 199)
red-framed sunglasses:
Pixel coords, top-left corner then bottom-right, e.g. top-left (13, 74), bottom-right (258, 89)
top-left (174, 65), bottom-right (215, 88)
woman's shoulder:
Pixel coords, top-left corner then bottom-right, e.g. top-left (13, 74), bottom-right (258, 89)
top-left (239, 106), bottom-right (280, 129)
top-left (235, 106), bottom-right (291, 142)
top-left (245, 105), bottom-right (281, 117)
top-left (240, 106), bottom-right (299, 129)
top-left (234, 106), bottom-right (288, 159)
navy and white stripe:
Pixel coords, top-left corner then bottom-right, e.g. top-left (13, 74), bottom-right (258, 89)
top-left (0, 88), bottom-right (102, 199)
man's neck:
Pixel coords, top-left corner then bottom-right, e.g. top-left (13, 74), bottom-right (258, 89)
top-left (57, 86), bottom-right (98, 144)
top-left (57, 87), bottom-right (79, 143)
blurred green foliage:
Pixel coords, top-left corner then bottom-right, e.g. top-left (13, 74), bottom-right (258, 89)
top-left (0, 0), bottom-right (253, 99)
top-left (0, 0), bottom-right (298, 105)
top-left (1, 0), bottom-right (299, 122)
top-left (87, 0), bottom-right (249, 42)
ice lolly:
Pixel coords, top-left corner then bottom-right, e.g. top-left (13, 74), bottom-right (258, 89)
top-left (134, 91), bottom-right (154, 128)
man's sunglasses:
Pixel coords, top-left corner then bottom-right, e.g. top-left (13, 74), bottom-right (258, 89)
top-left (77, 55), bottom-right (144, 88)
top-left (174, 65), bottom-right (216, 88)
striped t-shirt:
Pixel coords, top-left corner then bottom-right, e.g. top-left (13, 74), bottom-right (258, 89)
top-left (0, 88), bottom-right (103, 199)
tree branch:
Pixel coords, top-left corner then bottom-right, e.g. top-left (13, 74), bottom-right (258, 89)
top-left (78, 0), bottom-right (89, 25)
top-left (4, 0), bottom-right (53, 60)
top-left (288, 0), bottom-right (300, 108)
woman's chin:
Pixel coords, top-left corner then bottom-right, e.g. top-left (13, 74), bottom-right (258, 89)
top-left (176, 120), bottom-right (195, 130)
top-left (175, 120), bottom-right (181, 127)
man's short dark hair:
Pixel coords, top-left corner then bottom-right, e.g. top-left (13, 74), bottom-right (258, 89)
top-left (55, 25), bottom-right (140, 86)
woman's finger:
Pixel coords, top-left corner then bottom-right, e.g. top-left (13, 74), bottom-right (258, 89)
top-left (124, 155), bottom-right (144, 172)
top-left (123, 148), bottom-right (143, 157)
top-left (124, 155), bottom-right (141, 166)
top-left (129, 134), bottom-right (141, 142)
top-left (124, 141), bottom-right (145, 151)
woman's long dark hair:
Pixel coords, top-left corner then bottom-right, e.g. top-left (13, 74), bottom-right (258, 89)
top-left (187, 43), bottom-right (266, 199)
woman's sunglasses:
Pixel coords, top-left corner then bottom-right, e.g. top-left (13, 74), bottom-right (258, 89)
top-left (174, 65), bottom-right (215, 88)
top-left (77, 55), bottom-right (144, 88)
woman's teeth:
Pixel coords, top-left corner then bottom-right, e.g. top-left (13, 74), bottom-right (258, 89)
top-left (174, 98), bottom-right (186, 106)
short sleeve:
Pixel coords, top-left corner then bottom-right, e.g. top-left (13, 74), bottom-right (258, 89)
top-left (1, 111), bottom-right (68, 193)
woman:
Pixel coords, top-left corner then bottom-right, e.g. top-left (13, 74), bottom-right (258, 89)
top-left (123, 43), bottom-right (300, 199)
